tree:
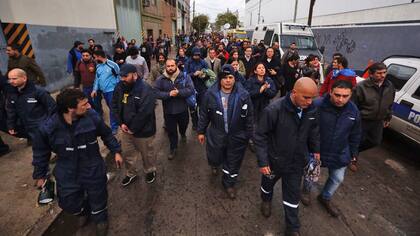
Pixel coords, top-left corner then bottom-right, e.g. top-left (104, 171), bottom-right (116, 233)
top-left (192, 14), bottom-right (209, 34)
top-left (215, 11), bottom-right (238, 30)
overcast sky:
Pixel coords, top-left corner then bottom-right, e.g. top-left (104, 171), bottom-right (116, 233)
top-left (192, 0), bottom-right (245, 22)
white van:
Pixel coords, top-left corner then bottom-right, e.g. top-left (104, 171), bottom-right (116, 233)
top-left (383, 56), bottom-right (420, 145)
top-left (252, 22), bottom-right (323, 62)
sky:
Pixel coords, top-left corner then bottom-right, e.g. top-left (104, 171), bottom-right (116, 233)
top-left (192, 0), bottom-right (245, 23)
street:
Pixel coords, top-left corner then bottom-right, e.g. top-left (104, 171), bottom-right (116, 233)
top-left (29, 102), bottom-right (420, 236)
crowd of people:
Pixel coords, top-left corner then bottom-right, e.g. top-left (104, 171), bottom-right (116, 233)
top-left (0, 32), bottom-right (395, 236)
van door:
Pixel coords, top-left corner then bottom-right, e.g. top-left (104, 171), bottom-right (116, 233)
top-left (388, 64), bottom-right (420, 143)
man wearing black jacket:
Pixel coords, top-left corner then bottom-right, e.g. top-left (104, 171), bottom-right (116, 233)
top-left (255, 77), bottom-right (320, 236)
top-left (111, 64), bottom-right (157, 186)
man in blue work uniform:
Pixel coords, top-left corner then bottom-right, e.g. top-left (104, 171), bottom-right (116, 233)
top-left (197, 66), bottom-right (254, 199)
top-left (185, 48), bottom-right (208, 129)
top-left (6, 68), bottom-right (56, 143)
top-left (255, 77), bottom-right (320, 236)
top-left (301, 80), bottom-right (362, 217)
top-left (91, 49), bottom-right (120, 134)
top-left (32, 89), bottom-right (123, 236)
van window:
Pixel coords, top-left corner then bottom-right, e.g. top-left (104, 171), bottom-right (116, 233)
top-left (280, 35), bottom-right (316, 50)
top-left (273, 34), bottom-right (279, 45)
top-left (412, 85), bottom-right (420, 100)
top-left (386, 64), bottom-right (417, 91)
top-left (264, 30), bottom-right (274, 46)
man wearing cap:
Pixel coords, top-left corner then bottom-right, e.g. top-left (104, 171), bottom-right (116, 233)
top-left (111, 64), bottom-right (157, 186)
top-left (197, 66), bottom-right (253, 199)
top-left (255, 77), bottom-right (320, 236)
top-left (67, 41), bottom-right (84, 88)
top-left (185, 48), bottom-right (208, 129)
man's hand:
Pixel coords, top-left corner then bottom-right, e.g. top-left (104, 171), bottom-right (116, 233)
top-left (383, 120), bottom-right (391, 128)
top-left (35, 179), bottom-right (46, 189)
top-left (8, 129), bottom-right (16, 135)
top-left (91, 91), bottom-right (97, 98)
top-left (169, 88), bottom-right (179, 97)
top-left (313, 153), bottom-right (321, 161)
top-left (198, 134), bottom-right (205, 144)
top-left (120, 124), bottom-right (133, 134)
top-left (259, 166), bottom-right (271, 175)
top-left (115, 153), bottom-right (123, 169)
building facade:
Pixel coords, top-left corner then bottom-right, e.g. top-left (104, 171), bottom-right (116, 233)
top-left (162, 0), bottom-right (177, 43)
top-left (141, 0), bottom-right (164, 41)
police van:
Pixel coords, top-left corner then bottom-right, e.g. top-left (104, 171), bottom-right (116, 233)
top-left (384, 56), bottom-right (420, 145)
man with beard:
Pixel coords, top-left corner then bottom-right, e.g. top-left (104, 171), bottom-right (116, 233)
top-left (32, 88), bottom-right (122, 236)
top-left (112, 64), bottom-right (157, 186)
top-left (125, 47), bottom-right (149, 79)
top-left (148, 53), bottom-right (166, 85)
top-left (255, 77), bottom-right (320, 236)
top-left (91, 50), bottom-right (120, 134)
top-left (197, 66), bottom-right (253, 199)
top-left (154, 59), bottom-right (194, 160)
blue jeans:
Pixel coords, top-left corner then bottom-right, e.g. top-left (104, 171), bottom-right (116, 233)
top-left (83, 87), bottom-right (103, 116)
top-left (303, 166), bottom-right (347, 200)
top-left (102, 91), bottom-right (118, 133)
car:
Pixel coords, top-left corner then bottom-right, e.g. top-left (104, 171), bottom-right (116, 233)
top-left (382, 56), bottom-right (420, 145)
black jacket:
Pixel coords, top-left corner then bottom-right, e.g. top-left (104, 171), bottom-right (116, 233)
top-left (6, 81), bottom-right (56, 130)
top-left (245, 76), bottom-right (277, 122)
top-left (112, 79), bottom-right (156, 138)
top-left (241, 56), bottom-right (257, 79)
top-left (255, 94), bottom-right (320, 173)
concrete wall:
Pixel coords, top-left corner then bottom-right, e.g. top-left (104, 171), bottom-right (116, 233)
top-left (313, 24), bottom-right (420, 72)
top-left (245, 0), bottom-right (420, 28)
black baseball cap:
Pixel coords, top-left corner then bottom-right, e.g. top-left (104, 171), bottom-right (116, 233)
top-left (119, 64), bottom-right (137, 77)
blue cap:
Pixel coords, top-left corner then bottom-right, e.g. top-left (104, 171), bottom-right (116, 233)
top-left (119, 64), bottom-right (137, 76)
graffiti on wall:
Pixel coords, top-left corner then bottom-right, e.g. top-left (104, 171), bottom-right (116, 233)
top-left (315, 29), bottom-right (356, 54)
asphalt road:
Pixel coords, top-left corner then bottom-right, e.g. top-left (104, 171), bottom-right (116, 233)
top-left (43, 102), bottom-right (420, 236)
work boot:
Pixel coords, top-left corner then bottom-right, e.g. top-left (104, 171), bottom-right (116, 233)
top-left (301, 191), bottom-right (311, 206)
top-left (260, 201), bottom-right (272, 218)
top-left (225, 187), bottom-right (236, 200)
top-left (96, 221), bottom-right (108, 236)
top-left (317, 195), bottom-right (340, 217)
top-left (168, 149), bottom-right (176, 160)
top-left (285, 231), bottom-right (301, 236)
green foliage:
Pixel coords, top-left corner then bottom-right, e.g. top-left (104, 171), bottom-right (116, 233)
top-left (192, 14), bottom-right (209, 33)
top-left (215, 12), bottom-right (238, 30)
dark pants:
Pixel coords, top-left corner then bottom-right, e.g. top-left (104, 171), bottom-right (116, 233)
top-left (359, 119), bottom-right (383, 152)
top-left (56, 165), bottom-right (108, 223)
top-left (102, 91), bottom-right (119, 132)
top-left (206, 133), bottom-right (248, 188)
top-left (260, 172), bottom-right (302, 233)
top-left (82, 86), bottom-right (103, 116)
top-left (73, 71), bottom-right (81, 88)
top-left (164, 111), bottom-right (189, 150)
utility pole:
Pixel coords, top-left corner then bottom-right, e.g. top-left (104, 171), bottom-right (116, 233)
top-left (257, 0), bottom-right (262, 24)
top-left (308, 0), bottom-right (315, 26)
top-left (193, 0), bottom-right (195, 19)
top-left (293, 0), bottom-right (299, 23)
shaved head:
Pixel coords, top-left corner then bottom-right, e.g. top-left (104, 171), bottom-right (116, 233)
top-left (9, 68), bottom-right (27, 77)
top-left (8, 68), bottom-right (28, 88)
top-left (291, 77), bottom-right (318, 108)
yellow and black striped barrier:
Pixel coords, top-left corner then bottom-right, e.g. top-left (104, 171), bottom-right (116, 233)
top-left (1, 22), bottom-right (35, 58)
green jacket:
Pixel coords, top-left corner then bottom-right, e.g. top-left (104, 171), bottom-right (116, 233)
top-left (7, 54), bottom-right (46, 86)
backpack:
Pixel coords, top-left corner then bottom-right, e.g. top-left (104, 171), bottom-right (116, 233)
top-left (180, 72), bottom-right (197, 109)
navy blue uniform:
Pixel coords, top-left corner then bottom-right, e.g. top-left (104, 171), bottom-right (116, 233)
top-left (32, 110), bottom-right (121, 223)
top-left (6, 81), bottom-right (56, 139)
top-left (198, 83), bottom-right (253, 188)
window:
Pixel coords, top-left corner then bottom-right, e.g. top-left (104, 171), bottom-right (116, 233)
top-left (412, 85), bottom-right (420, 100)
top-left (272, 34), bottom-right (279, 45)
top-left (263, 30), bottom-right (274, 46)
top-left (386, 64), bottom-right (417, 91)
top-left (280, 35), bottom-right (316, 50)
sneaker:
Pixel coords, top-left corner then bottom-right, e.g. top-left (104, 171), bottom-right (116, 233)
top-left (225, 187), bottom-right (236, 200)
top-left (168, 149), bottom-right (176, 160)
top-left (145, 172), bottom-right (156, 184)
top-left (121, 175), bottom-right (137, 187)
top-left (260, 201), bottom-right (272, 218)
top-left (301, 192), bottom-right (311, 206)
top-left (96, 221), bottom-right (108, 236)
top-left (317, 194), bottom-right (340, 217)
